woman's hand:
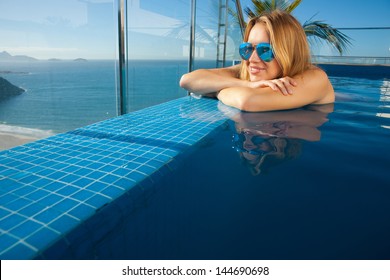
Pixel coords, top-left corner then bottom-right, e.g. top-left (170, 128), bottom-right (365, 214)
top-left (248, 76), bottom-right (297, 96)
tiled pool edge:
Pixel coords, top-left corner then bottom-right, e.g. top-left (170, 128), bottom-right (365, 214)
top-left (0, 96), bottom-right (228, 259)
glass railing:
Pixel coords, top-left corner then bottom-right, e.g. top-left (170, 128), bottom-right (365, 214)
top-left (123, 0), bottom-right (244, 113)
top-left (312, 55), bottom-right (390, 65)
top-left (0, 0), bottom-right (118, 149)
top-left (310, 28), bottom-right (390, 65)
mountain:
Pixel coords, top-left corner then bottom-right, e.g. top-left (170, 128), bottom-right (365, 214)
top-left (74, 58), bottom-right (88, 62)
top-left (0, 77), bottom-right (25, 98)
top-left (0, 51), bottom-right (88, 62)
top-left (0, 51), bottom-right (38, 62)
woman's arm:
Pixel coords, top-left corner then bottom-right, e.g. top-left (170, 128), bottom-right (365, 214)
top-left (217, 68), bottom-right (334, 112)
top-left (180, 64), bottom-right (298, 96)
top-left (179, 65), bottom-right (245, 95)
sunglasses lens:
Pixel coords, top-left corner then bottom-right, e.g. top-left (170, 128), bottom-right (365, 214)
top-left (251, 135), bottom-right (268, 145)
top-left (239, 43), bottom-right (253, 60)
top-left (239, 42), bottom-right (274, 62)
top-left (256, 43), bottom-right (274, 62)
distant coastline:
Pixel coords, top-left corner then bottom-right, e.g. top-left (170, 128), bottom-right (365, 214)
top-left (0, 51), bottom-right (88, 62)
top-left (0, 70), bottom-right (29, 74)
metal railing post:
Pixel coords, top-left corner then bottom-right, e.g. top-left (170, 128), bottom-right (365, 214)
top-left (118, 0), bottom-right (127, 115)
top-left (189, 0), bottom-right (196, 73)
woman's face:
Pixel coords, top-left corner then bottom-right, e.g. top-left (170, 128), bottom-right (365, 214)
top-left (245, 23), bottom-right (282, 82)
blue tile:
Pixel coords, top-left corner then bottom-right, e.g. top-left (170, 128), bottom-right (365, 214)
top-left (0, 207), bottom-right (12, 218)
top-left (0, 233), bottom-right (19, 251)
top-left (99, 174), bottom-right (120, 184)
top-left (72, 168), bottom-right (94, 177)
top-left (62, 165), bottom-right (81, 174)
top-left (49, 214), bottom-right (79, 234)
top-left (10, 220), bottom-right (42, 239)
top-left (12, 185), bottom-right (36, 196)
top-left (17, 174), bottom-right (42, 185)
top-left (138, 164), bottom-right (158, 175)
top-left (24, 189), bottom-right (51, 201)
top-left (33, 207), bottom-right (63, 225)
top-left (68, 203), bottom-right (95, 220)
top-left (55, 185), bottom-right (80, 196)
top-left (85, 170), bottom-right (108, 180)
top-left (72, 189), bottom-right (96, 202)
top-left (0, 178), bottom-right (23, 193)
top-left (112, 177), bottom-right (135, 190)
top-left (43, 181), bottom-right (68, 192)
top-left (25, 226), bottom-right (61, 253)
top-left (59, 174), bottom-right (82, 185)
top-left (4, 197), bottom-right (33, 212)
top-left (52, 198), bottom-right (79, 213)
top-left (0, 242), bottom-right (37, 260)
top-left (36, 194), bottom-right (64, 208)
top-left (33, 177), bottom-right (53, 188)
top-left (110, 167), bottom-right (131, 178)
top-left (0, 213), bottom-right (26, 231)
top-left (118, 161), bottom-right (139, 171)
top-left (85, 181), bottom-right (108, 193)
top-left (0, 193), bottom-right (19, 205)
top-left (100, 186), bottom-right (124, 199)
top-left (73, 177), bottom-right (96, 189)
top-left (98, 164), bottom-right (117, 173)
top-left (19, 203), bottom-right (47, 217)
top-left (127, 170), bottom-right (147, 183)
top-left (85, 194), bottom-right (112, 209)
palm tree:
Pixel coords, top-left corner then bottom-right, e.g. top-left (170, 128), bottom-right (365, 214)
top-left (242, 0), bottom-right (352, 55)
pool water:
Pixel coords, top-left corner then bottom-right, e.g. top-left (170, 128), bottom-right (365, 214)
top-left (118, 76), bottom-right (390, 259)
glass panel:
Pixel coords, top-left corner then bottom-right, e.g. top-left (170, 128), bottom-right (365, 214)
top-left (125, 0), bottom-right (190, 112)
top-left (192, 0), bottom-right (242, 70)
top-left (310, 29), bottom-right (390, 65)
top-left (0, 0), bottom-right (118, 150)
top-left (124, 0), bottom-right (245, 113)
top-left (226, 0), bottom-right (245, 63)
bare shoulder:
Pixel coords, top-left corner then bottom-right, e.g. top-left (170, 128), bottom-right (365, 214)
top-left (298, 66), bottom-right (335, 104)
top-left (302, 65), bottom-right (329, 79)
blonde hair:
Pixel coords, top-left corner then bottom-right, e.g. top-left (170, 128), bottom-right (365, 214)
top-left (240, 10), bottom-right (311, 80)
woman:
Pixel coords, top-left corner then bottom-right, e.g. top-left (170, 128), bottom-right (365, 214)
top-left (180, 10), bottom-right (335, 112)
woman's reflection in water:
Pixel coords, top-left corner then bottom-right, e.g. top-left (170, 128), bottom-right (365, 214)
top-left (224, 103), bottom-right (334, 175)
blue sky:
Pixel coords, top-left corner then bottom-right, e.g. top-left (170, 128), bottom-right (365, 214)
top-left (0, 0), bottom-right (389, 60)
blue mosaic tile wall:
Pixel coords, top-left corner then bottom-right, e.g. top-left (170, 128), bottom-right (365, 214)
top-left (0, 97), bottom-right (227, 259)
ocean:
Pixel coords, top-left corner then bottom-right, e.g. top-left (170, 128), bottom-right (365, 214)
top-left (1, 59), bottom-right (389, 139)
top-left (0, 59), bottom-right (191, 136)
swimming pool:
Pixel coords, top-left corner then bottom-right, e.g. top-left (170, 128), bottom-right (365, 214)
top-left (114, 75), bottom-right (390, 260)
top-left (0, 67), bottom-right (389, 259)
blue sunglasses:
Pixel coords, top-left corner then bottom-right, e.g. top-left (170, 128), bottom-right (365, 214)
top-left (239, 42), bottom-right (274, 62)
top-left (232, 132), bottom-right (270, 156)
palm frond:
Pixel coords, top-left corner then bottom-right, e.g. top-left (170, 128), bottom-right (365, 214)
top-left (244, 0), bottom-right (302, 18)
top-left (284, 0), bottom-right (302, 13)
top-left (303, 19), bottom-right (352, 55)
top-left (165, 22), bottom-right (217, 44)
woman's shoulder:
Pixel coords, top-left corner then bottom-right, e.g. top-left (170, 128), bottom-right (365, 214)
top-left (305, 65), bottom-right (329, 77)
top-left (304, 65), bottom-right (335, 104)
top-left (294, 65), bottom-right (331, 85)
